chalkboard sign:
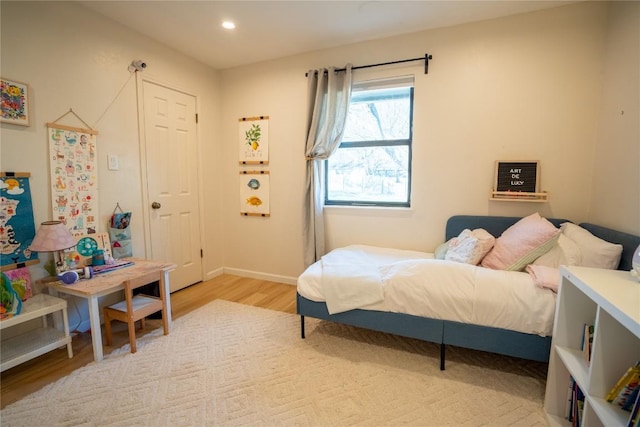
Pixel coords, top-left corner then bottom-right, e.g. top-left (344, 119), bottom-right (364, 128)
top-left (494, 161), bottom-right (539, 193)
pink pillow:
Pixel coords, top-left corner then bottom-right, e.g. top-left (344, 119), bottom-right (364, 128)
top-left (480, 213), bottom-right (561, 271)
top-left (526, 264), bottom-right (561, 292)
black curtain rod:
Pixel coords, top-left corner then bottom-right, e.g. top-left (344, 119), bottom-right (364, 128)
top-left (306, 53), bottom-right (433, 77)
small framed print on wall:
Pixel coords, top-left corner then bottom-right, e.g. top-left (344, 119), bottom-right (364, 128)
top-left (239, 116), bottom-right (269, 165)
top-left (239, 171), bottom-right (270, 217)
top-left (1, 78), bottom-right (30, 127)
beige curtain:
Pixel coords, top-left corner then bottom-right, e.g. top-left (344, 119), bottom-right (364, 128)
top-left (303, 65), bottom-right (353, 266)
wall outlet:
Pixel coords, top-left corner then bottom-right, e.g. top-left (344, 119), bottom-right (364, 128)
top-left (107, 154), bottom-right (119, 171)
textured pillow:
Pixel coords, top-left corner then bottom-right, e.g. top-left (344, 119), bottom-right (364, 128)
top-left (533, 233), bottom-right (582, 268)
top-left (480, 213), bottom-right (560, 271)
top-left (560, 222), bottom-right (623, 269)
top-left (445, 228), bottom-right (495, 265)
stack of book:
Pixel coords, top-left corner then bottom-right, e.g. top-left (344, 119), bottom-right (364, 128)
top-left (606, 361), bottom-right (640, 427)
top-left (565, 377), bottom-right (585, 426)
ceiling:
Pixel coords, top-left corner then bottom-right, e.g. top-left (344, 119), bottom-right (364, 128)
top-left (78, 1), bottom-right (576, 70)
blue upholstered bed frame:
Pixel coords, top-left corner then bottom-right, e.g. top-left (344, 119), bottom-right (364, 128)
top-left (297, 215), bottom-right (640, 370)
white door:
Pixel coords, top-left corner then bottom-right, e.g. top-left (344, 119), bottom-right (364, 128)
top-left (142, 80), bottom-right (202, 292)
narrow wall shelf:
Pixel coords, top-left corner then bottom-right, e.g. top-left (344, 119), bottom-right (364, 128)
top-left (489, 190), bottom-right (548, 202)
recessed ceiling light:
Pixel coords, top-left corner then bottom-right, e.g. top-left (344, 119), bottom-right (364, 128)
top-left (222, 21), bottom-right (236, 30)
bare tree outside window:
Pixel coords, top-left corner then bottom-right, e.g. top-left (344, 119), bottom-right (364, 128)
top-left (326, 80), bottom-right (413, 207)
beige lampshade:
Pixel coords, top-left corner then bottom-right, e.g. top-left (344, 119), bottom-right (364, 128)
top-left (29, 221), bottom-right (76, 252)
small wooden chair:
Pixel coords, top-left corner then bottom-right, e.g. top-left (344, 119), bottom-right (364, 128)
top-left (103, 271), bottom-right (169, 353)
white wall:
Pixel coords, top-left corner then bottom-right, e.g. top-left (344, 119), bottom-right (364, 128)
top-left (1, 1), bottom-right (224, 275)
top-left (1, 1), bottom-right (223, 329)
top-left (220, 1), bottom-right (630, 280)
top-left (590, 1), bottom-right (640, 234)
top-left (1, 1), bottom-right (638, 295)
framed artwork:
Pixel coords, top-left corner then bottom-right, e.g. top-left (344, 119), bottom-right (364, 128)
top-left (1, 78), bottom-right (30, 126)
top-left (47, 124), bottom-right (99, 236)
top-left (0, 173), bottom-right (39, 271)
top-left (238, 116), bottom-right (269, 165)
top-left (239, 171), bottom-right (270, 217)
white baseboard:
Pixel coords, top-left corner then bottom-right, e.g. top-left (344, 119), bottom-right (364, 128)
top-left (204, 267), bottom-right (225, 281)
top-left (218, 267), bottom-right (297, 286)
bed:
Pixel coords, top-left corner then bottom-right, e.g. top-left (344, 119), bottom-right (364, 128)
top-left (296, 215), bottom-right (640, 370)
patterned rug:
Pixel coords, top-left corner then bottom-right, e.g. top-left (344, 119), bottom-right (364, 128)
top-left (0, 300), bottom-right (549, 426)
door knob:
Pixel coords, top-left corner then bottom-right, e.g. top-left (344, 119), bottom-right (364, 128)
top-left (151, 202), bottom-right (161, 209)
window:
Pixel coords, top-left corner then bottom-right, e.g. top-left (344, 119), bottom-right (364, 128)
top-left (326, 76), bottom-right (414, 207)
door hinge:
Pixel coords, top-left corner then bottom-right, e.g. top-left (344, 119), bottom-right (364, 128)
top-left (195, 113), bottom-right (198, 123)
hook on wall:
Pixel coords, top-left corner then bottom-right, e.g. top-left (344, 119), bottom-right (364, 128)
top-left (128, 60), bottom-right (147, 73)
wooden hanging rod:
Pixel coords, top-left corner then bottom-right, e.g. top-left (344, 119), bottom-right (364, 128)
top-left (239, 116), bottom-right (269, 122)
top-left (240, 212), bottom-right (270, 217)
top-left (46, 122), bottom-right (98, 135)
top-left (239, 160), bottom-right (269, 166)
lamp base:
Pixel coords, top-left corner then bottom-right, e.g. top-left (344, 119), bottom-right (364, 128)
top-left (54, 250), bottom-right (68, 276)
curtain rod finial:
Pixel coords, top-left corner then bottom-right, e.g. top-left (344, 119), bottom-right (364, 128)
top-left (424, 53), bottom-right (433, 74)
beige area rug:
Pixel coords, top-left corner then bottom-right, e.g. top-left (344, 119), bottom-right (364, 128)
top-left (1, 300), bottom-right (549, 426)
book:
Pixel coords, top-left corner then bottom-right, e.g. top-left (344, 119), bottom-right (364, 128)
top-left (92, 259), bottom-right (135, 275)
top-left (616, 381), bottom-right (640, 410)
top-left (566, 376), bottom-right (575, 420)
top-left (608, 362), bottom-right (640, 403)
top-left (627, 387), bottom-right (640, 427)
top-left (623, 385), bottom-right (640, 411)
top-left (581, 323), bottom-right (594, 365)
top-left (570, 381), bottom-right (585, 427)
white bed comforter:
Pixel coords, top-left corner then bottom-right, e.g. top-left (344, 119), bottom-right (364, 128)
top-left (297, 245), bottom-right (556, 336)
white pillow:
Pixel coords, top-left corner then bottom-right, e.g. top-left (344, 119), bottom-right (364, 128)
top-left (481, 212), bottom-right (560, 271)
top-left (533, 233), bottom-right (582, 268)
top-left (560, 223), bottom-right (623, 270)
top-left (445, 228), bottom-right (495, 265)
top-left (434, 240), bottom-right (450, 260)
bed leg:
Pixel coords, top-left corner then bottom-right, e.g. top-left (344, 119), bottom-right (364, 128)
top-left (440, 344), bottom-right (446, 371)
top-left (300, 315), bottom-right (306, 339)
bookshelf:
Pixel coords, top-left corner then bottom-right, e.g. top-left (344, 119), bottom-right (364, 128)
top-left (544, 266), bottom-right (640, 426)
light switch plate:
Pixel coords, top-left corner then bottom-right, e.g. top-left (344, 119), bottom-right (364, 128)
top-left (107, 154), bottom-right (119, 171)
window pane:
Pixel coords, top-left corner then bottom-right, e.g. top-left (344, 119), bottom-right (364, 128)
top-left (342, 87), bottom-right (412, 142)
top-left (326, 79), bottom-right (413, 207)
top-left (327, 145), bottom-right (409, 204)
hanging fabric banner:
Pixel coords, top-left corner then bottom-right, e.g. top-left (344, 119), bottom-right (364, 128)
top-left (46, 122), bottom-right (99, 237)
top-left (0, 172), bottom-right (39, 271)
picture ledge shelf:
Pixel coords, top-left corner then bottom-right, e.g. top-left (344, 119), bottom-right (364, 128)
top-left (489, 190), bottom-right (548, 203)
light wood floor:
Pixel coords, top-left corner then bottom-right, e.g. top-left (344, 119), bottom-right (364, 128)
top-left (0, 274), bottom-right (297, 409)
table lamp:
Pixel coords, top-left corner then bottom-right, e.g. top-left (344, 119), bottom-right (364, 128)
top-left (29, 221), bottom-right (76, 275)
